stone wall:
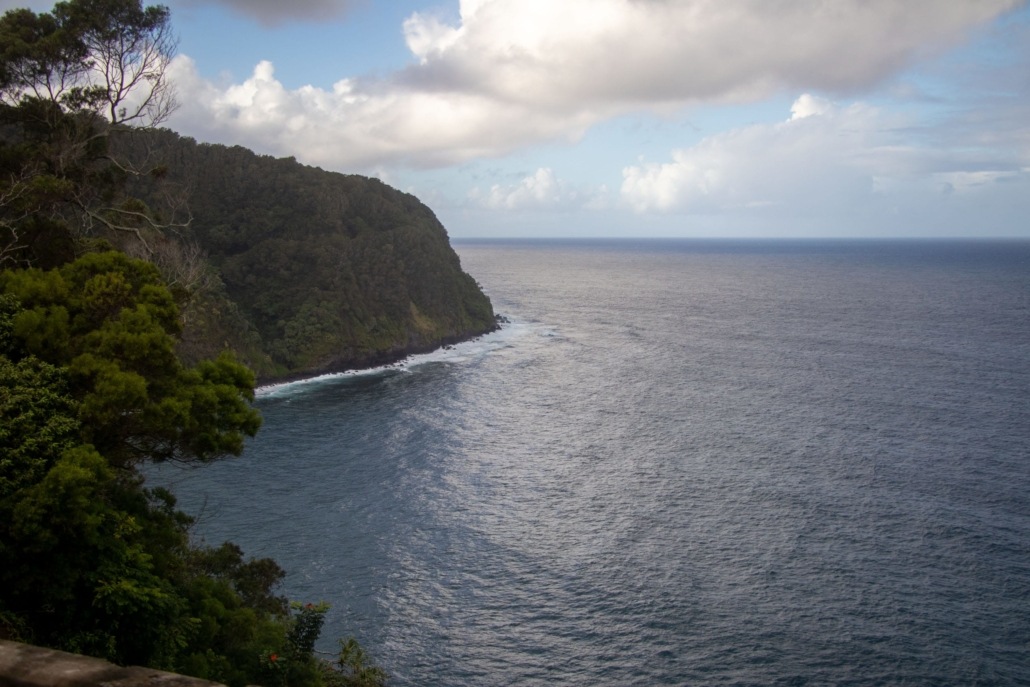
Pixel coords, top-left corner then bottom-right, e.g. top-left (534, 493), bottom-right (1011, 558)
top-left (0, 640), bottom-right (224, 687)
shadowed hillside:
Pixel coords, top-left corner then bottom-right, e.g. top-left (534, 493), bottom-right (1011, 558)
top-left (119, 130), bottom-right (496, 381)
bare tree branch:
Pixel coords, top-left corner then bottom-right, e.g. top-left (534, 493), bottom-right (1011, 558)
top-left (81, 4), bottom-right (178, 127)
top-left (0, 175), bottom-right (35, 268)
top-left (0, 1), bottom-right (187, 265)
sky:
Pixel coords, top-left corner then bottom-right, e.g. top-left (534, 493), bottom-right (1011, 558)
top-left (5, 0), bottom-right (1030, 238)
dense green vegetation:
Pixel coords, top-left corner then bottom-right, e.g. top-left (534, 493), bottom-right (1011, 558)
top-left (117, 130), bottom-right (496, 380)
top-left (0, 0), bottom-right (492, 683)
top-left (0, 251), bottom-right (388, 685)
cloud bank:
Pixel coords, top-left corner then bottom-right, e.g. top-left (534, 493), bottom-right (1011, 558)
top-left (167, 0), bottom-right (1020, 170)
top-left (621, 95), bottom-right (882, 214)
top-left (619, 94), bottom-right (1030, 234)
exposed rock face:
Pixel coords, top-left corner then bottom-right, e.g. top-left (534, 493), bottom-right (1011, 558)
top-left (0, 640), bottom-right (224, 687)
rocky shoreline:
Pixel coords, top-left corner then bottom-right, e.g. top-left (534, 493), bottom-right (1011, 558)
top-left (253, 314), bottom-right (508, 387)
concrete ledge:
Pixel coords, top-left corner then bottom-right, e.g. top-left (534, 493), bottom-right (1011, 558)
top-left (0, 640), bottom-right (225, 687)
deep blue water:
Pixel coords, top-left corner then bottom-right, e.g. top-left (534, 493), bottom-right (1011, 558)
top-left (150, 240), bottom-right (1030, 686)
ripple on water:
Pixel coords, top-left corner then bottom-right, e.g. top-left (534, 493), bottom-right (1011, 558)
top-left (148, 241), bottom-right (1030, 686)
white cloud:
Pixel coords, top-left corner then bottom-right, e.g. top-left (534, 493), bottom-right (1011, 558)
top-left (470, 168), bottom-right (607, 211)
top-left (934, 169), bottom-right (1025, 193)
top-left (621, 96), bottom-right (880, 213)
top-left (480, 168), bottom-right (562, 210)
top-left (790, 94), bottom-right (833, 120)
top-left (398, 0), bottom-right (1019, 107)
top-left (167, 56), bottom-right (596, 169)
top-left (619, 94), bottom-right (1030, 233)
top-left (165, 0), bottom-right (1020, 170)
top-left (403, 12), bottom-right (462, 63)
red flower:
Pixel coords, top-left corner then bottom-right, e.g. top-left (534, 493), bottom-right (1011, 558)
top-left (269, 653), bottom-right (278, 663)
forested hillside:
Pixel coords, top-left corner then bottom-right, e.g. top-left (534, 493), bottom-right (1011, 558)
top-left (119, 130), bottom-right (496, 381)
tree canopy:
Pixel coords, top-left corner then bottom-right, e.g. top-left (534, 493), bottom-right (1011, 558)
top-left (0, 0), bottom-right (175, 126)
top-left (0, 250), bottom-right (261, 467)
top-left (0, 0), bottom-right (184, 269)
top-left (0, 248), bottom-right (263, 666)
top-left (0, 250), bottom-right (386, 685)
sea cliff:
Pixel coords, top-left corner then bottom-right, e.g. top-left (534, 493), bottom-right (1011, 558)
top-left (119, 130), bottom-right (496, 382)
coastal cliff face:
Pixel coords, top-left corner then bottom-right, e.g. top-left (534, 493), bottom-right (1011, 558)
top-left (122, 131), bottom-right (496, 382)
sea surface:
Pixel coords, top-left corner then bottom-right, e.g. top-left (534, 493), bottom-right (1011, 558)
top-left (150, 239), bottom-right (1030, 686)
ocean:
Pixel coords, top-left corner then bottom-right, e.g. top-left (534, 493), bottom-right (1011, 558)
top-left (149, 239), bottom-right (1030, 686)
